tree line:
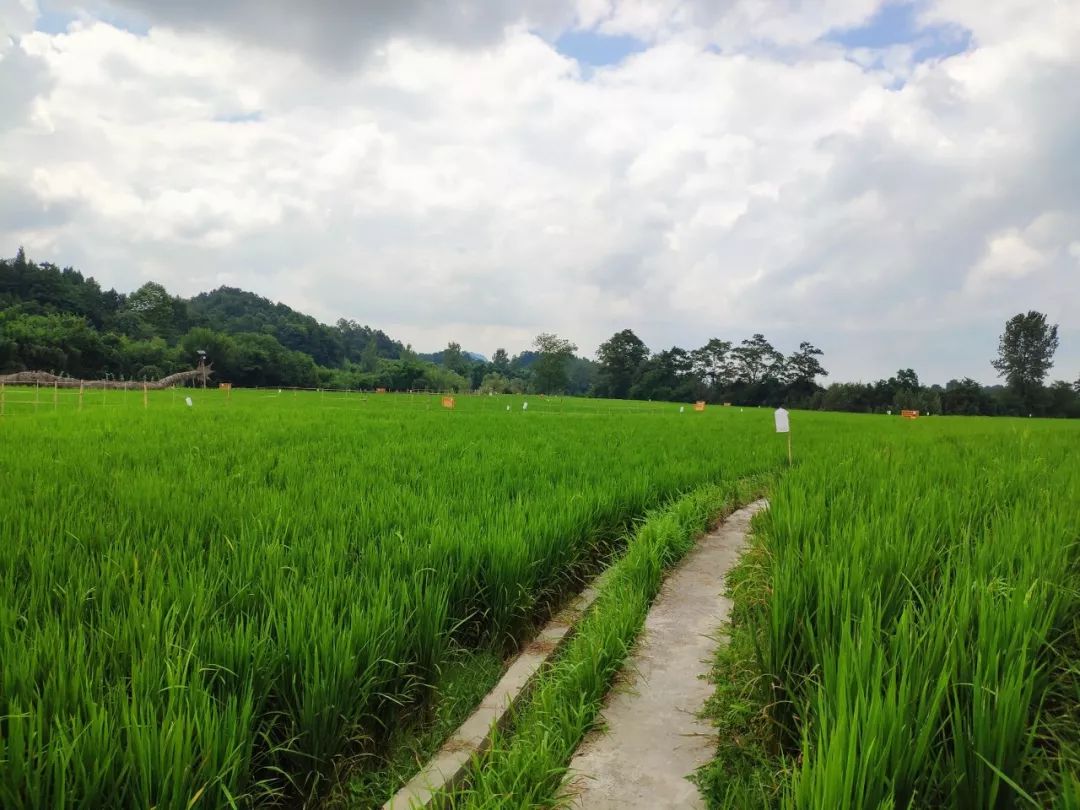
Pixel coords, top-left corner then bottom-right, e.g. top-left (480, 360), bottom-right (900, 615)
top-left (2, 250), bottom-right (1077, 416)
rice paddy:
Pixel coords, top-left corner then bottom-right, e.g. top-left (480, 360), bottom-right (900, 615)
top-left (0, 389), bottom-right (778, 808)
top-left (700, 413), bottom-right (1080, 809)
top-left (2, 390), bottom-right (1078, 808)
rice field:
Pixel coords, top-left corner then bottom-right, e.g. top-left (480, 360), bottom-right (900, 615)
top-left (701, 413), bottom-right (1080, 809)
top-left (3, 390), bottom-right (1078, 808)
top-left (0, 389), bottom-right (780, 808)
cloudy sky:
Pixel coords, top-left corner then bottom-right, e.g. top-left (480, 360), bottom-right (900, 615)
top-left (1, 0), bottom-right (1077, 383)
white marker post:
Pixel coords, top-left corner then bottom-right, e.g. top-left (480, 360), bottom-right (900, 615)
top-left (774, 407), bottom-right (791, 465)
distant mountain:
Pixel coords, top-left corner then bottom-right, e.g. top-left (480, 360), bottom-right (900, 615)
top-left (0, 250), bottom-right (407, 385)
top-left (0, 248), bottom-right (596, 396)
top-left (189, 286), bottom-right (403, 367)
top-left (419, 349), bottom-right (488, 364)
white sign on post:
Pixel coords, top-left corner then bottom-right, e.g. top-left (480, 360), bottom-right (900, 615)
top-left (774, 407), bottom-right (790, 433)
top-left (185, 396), bottom-right (193, 408)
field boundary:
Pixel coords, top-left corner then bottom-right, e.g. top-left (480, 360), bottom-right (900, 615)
top-left (424, 478), bottom-right (769, 808)
top-left (383, 582), bottom-right (604, 808)
top-left (563, 499), bottom-right (768, 808)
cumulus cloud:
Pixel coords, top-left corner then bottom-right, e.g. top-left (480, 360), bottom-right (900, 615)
top-left (1, 0), bottom-right (1078, 383)
top-left (49, 0), bottom-right (580, 66)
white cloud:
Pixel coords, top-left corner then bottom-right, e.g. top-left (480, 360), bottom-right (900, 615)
top-left (968, 229), bottom-right (1049, 285)
top-left (0, 0), bottom-right (36, 39)
top-left (586, 0), bottom-right (880, 49)
top-left (1, 0), bottom-right (1078, 384)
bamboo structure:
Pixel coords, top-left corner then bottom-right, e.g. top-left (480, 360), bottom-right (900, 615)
top-left (0, 366), bottom-right (212, 391)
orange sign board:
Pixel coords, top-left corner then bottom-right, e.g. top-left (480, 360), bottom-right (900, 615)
top-left (218, 383), bottom-right (231, 391)
top-left (901, 409), bottom-right (919, 419)
top-left (442, 396), bottom-right (455, 410)
top-left (694, 401), bottom-right (706, 412)
top-left (375, 387), bottom-right (387, 393)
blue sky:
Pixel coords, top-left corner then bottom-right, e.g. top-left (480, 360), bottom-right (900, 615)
top-left (549, 2), bottom-right (971, 70)
top-left (827, 1), bottom-right (971, 62)
top-left (554, 29), bottom-right (647, 66)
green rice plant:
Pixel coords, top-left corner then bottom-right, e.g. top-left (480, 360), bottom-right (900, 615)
top-left (438, 475), bottom-right (769, 808)
top-left (0, 390), bottom-right (781, 807)
top-left (700, 413), bottom-right (1080, 809)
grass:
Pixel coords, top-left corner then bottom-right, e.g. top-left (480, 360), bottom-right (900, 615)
top-left (698, 413), bottom-right (1080, 809)
top-left (694, 511), bottom-right (788, 809)
top-left (0, 388), bottom-right (781, 808)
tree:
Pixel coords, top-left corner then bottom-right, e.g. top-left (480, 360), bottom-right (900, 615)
top-left (126, 281), bottom-right (188, 341)
top-left (942, 378), bottom-right (990, 415)
top-left (117, 336), bottom-right (179, 380)
top-left (441, 341), bottom-right (468, 375)
top-left (691, 339), bottom-right (734, 392)
top-left (992, 311), bottom-right (1059, 411)
top-left (531, 333), bottom-right (578, 394)
top-left (179, 327), bottom-right (235, 373)
top-left (596, 328), bottom-right (649, 399)
top-left (0, 311), bottom-right (110, 376)
top-left (784, 342), bottom-right (827, 384)
top-left (893, 368), bottom-right (920, 391)
top-left (359, 338), bottom-right (380, 373)
top-left (479, 372), bottom-right (513, 394)
top-left (190, 287), bottom-right (347, 366)
top-left (1046, 380), bottom-right (1080, 418)
top-left (566, 356), bottom-right (599, 396)
top-left (491, 348), bottom-right (510, 373)
top-left (630, 347), bottom-right (696, 402)
top-left (732, 334), bottom-right (784, 385)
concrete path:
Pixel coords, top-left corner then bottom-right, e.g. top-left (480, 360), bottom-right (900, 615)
top-left (564, 499), bottom-right (768, 810)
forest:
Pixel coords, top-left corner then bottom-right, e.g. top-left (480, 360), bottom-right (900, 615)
top-left (2, 249), bottom-right (1077, 417)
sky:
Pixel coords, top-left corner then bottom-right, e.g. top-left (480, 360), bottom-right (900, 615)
top-left (1, 0), bottom-right (1078, 385)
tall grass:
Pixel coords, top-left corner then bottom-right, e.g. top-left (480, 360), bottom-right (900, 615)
top-left (0, 390), bottom-right (780, 807)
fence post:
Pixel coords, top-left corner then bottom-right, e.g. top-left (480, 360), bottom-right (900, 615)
top-left (143, 383), bottom-right (148, 409)
top-left (53, 380), bottom-right (58, 409)
top-left (1, 382), bottom-right (5, 417)
top-left (79, 382), bottom-right (84, 411)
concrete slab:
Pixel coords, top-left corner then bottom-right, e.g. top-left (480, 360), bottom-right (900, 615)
top-left (383, 584), bottom-right (600, 809)
top-left (564, 500), bottom-right (768, 810)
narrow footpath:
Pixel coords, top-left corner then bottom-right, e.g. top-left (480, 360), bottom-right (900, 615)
top-left (564, 499), bottom-right (769, 810)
